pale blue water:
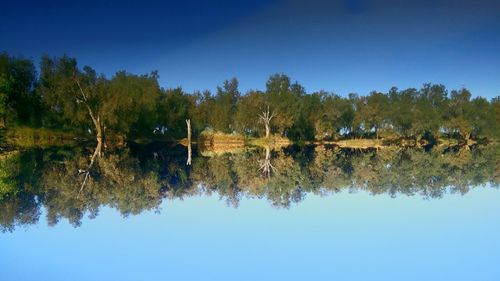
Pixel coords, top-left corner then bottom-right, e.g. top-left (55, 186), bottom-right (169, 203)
top-left (2, 186), bottom-right (499, 281)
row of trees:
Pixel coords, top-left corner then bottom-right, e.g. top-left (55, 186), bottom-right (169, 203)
top-left (1, 144), bottom-right (498, 231)
top-left (1, 52), bottom-right (499, 141)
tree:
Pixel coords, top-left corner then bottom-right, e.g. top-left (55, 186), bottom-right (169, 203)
top-left (39, 55), bottom-right (104, 135)
top-left (0, 53), bottom-right (39, 128)
top-left (157, 87), bottom-right (195, 138)
top-left (312, 92), bottom-right (336, 140)
top-left (258, 106), bottom-right (276, 138)
top-left (444, 88), bottom-right (472, 139)
top-left (103, 71), bottom-right (160, 137)
top-left (39, 55), bottom-right (161, 138)
top-left (412, 84), bottom-right (447, 141)
top-left (466, 97), bottom-right (496, 139)
top-left (265, 74), bottom-right (299, 136)
top-left (289, 93), bottom-right (321, 141)
top-left (388, 87), bottom-right (417, 137)
top-left (206, 78), bottom-right (240, 132)
top-left (355, 91), bottom-right (388, 139)
top-left (234, 90), bottom-right (267, 136)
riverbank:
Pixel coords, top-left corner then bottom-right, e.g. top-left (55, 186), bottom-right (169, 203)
top-left (2, 127), bottom-right (494, 152)
top-left (1, 127), bottom-right (81, 149)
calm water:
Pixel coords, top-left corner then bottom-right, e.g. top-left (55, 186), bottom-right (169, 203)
top-left (1, 143), bottom-right (499, 280)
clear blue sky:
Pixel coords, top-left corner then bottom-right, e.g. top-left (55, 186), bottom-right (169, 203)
top-left (1, 188), bottom-right (499, 280)
top-left (1, 0), bottom-right (499, 98)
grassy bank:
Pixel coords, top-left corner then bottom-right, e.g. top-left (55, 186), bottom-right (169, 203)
top-left (1, 127), bottom-right (82, 149)
top-left (2, 126), bottom-right (493, 151)
top-left (248, 136), bottom-right (292, 148)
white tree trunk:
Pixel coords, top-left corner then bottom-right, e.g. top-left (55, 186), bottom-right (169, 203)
top-left (259, 106), bottom-right (275, 139)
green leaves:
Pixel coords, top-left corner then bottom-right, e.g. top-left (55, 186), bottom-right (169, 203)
top-left (0, 51), bottom-right (498, 143)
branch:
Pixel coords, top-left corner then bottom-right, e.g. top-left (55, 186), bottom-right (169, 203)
top-left (74, 75), bottom-right (101, 133)
top-left (78, 140), bottom-right (102, 197)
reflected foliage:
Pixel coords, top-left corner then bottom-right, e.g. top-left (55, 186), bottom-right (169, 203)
top-left (0, 143), bottom-right (498, 231)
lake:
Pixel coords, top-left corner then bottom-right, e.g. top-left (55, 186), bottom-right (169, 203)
top-left (1, 143), bottom-right (499, 280)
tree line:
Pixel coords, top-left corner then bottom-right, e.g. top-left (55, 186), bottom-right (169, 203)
top-left (1, 52), bottom-right (499, 142)
top-left (1, 144), bottom-right (498, 231)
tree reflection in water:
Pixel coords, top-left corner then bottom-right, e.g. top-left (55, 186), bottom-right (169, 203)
top-left (0, 143), bottom-right (498, 231)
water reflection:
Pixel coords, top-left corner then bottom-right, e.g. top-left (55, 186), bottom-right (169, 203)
top-left (0, 143), bottom-right (498, 231)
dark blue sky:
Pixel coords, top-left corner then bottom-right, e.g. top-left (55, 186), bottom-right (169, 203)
top-left (1, 0), bottom-right (499, 98)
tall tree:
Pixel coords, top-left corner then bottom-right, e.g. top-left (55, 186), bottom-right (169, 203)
top-left (207, 78), bottom-right (240, 133)
top-left (0, 53), bottom-right (38, 128)
top-left (39, 55), bottom-right (160, 138)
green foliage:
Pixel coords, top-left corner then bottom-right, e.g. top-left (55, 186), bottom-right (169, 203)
top-left (0, 51), bottom-right (498, 143)
top-left (0, 152), bottom-right (20, 199)
top-left (234, 90), bottom-right (267, 136)
top-left (103, 71), bottom-right (160, 136)
top-left (1, 143), bottom-right (498, 230)
top-left (0, 53), bottom-right (40, 128)
top-left (39, 55), bottom-right (160, 137)
top-left (157, 87), bottom-right (195, 138)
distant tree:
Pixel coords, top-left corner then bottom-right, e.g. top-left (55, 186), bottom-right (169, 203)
top-left (356, 91), bottom-right (388, 139)
top-left (289, 93), bottom-right (321, 141)
top-left (492, 96), bottom-right (500, 139)
top-left (157, 87), bottom-right (195, 138)
top-left (388, 87), bottom-right (416, 137)
top-left (207, 78), bottom-right (240, 133)
top-left (265, 74), bottom-right (300, 136)
top-left (39, 55), bottom-right (104, 135)
top-left (444, 88), bottom-right (472, 139)
top-left (104, 71), bottom-right (160, 137)
top-left (413, 84), bottom-right (448, 140)
top-left (313, 92), bottom-right (342, 140)
top-left (258, 106), bottom-right (276, 138)
top-left (0, 53), bottom-right (39, 128)
top-left (234, 90), bottom-right (267, 136)
top-left (39, 55), bottom-right (160, 138)
top-left (466, 97), bottom-right (496, 139)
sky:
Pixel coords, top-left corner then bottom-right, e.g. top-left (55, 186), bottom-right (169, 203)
top-left (1, 0), bottom-right (499, 98)
top-left (1, 188), bottom-right (499, 280)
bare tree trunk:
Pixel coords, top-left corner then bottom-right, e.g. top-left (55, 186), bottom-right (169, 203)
top-left (0, 115), bottom-right (5, 129)
top-left (259, 145), bottom-right (276, 178)
top-left (78, 138), bottom-right (102, 197)
top-left (186, 119), bottom-right (192, 165)
top-left (416, 134), bottom-right (422, 147)
top-left (259, 106), bottom-right (275, 139)
top-left (75, 78), bottom-right (103, 140)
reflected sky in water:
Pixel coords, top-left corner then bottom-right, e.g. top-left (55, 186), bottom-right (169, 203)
top-left (2, 186), bottom-right (499, 281)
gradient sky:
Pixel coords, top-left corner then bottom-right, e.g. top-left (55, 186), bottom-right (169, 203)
top-left (1, 0), bottom-right (499, 98)
top-left (1, 187), bottom-right (499, 280)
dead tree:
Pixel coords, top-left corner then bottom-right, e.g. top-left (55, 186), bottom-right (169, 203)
top-left (258, 145), bottom-right (276, 178)
top-left (258, 106), bottom-right (276, 138)
top-left (75, 76), bottom-right (104, 195)
top-left (78, 139), bottom-right (102, 197)
top-left (0, 115), bottom-right (5, 129)
top-left (75, 78), bottom-right (104, 140)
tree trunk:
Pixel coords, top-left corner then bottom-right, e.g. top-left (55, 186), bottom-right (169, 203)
top-left (76, 78), bottom-right (103, 140)
top-left (78, 138), bottom-right (102, 196)
top-left (0, 115), bottom-right (5, 129)
top-left (95, 118), bottom-right (103, 140)
top-left (416, 134), bottom-right (422, 147)
top-left (259, 145), bottom-right (275, 178)
top-left (259, 106), bottom-right (275, 139)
